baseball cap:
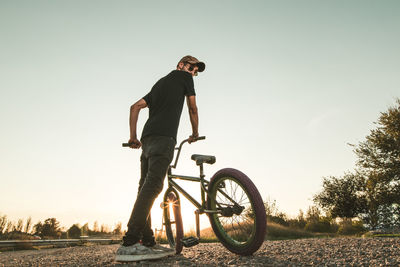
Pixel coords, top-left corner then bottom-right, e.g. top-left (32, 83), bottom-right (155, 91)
top-left (179, 55), bottom-right (206, 72)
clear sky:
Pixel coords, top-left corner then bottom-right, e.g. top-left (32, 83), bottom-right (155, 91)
top-left (1, 0), bottom-right (399, 232)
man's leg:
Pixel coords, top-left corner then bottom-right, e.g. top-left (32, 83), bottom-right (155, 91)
top-left (123, 136), bottom-right (175, 246)
top-left (138, 154), bottom-right (155, 245)
top-left (122, 153), bottom-right (149, 245)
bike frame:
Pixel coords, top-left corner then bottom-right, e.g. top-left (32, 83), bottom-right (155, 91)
top-left (166, 137), bottom-right (237, 215)
top-left (167, 169), bottom-right (221, 215)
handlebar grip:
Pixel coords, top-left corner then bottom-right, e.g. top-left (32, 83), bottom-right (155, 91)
top-left (122, 143), bottom-right (132, 147)
top-left (196, 136), bottom-right (206, 141)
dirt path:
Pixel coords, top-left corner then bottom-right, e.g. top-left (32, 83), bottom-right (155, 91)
top-left (0, 238), bottom-right (399, 266)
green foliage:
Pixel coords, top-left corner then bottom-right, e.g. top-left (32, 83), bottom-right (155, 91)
top-left (313, 98), bottom-right (400, 230)
top-left (303, 206), bottom-right (337, 233)
top-left (354, 99), bottom-right (400, 229)
top-left (313, 173), bottom-right (365, 219)
top-left (337, 220), bottom-right (366, 236)
top-left (287, 210), bottom-right (307, 229)
top-left (264, 198), bottom-right (289, 226)
top-left (263, 199), bottom-right (338, 236)
top-left (304, 220), bottom-right (333, 233)
top-left (266, 221), bottom-right (314, 240)
top-left (355, 98), bottom-right (400, 181)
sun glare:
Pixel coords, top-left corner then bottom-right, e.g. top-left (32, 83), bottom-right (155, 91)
top-left (150, 190), bottom-right (211, 235)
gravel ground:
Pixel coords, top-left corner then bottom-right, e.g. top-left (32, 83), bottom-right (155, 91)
top-left (0, 238), bottom-right (399, 266)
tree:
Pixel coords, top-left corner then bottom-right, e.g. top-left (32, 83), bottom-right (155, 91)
top-left (354, 99), bottom-right (400, 229)
top-left (34, 218), bottom-right (62, 238)
top-left (288, 209), bottom-right (307, 229)
top-left (33, 221), bottom-right (43, 236)
top-left (93, 221), bottom-right (99, 232)
top-left (355, 99), bottom-right (400, 183)
top-left (303, 206), bottom-right (335, 233)
top-left (24, 217), bottom-right (32, 234)
top-left (263, 197), bottom-right (288, 226)
top-left (113, 222), bottom-right (122, 236)
top-left (314, 98), bottom-right (400, 230)
top-left (67, 224), bottom-right (81, 238)
top-left (314, 173), bottom-right (365, 219)
top-left (0, 215), bottom-right (7, 235)
top-left (81, 223), bottom-right (89, 236)
top-left (15, 219), bottom-right (24, 232)
top-left (100, 224), bottom-right (110, 233)
top-left (5, 221), bottom-right (14, 234)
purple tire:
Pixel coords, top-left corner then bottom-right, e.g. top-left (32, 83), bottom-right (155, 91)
top-left (207, 168), bottom-right (266, 255)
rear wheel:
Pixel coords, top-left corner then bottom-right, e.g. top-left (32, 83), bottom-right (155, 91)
top-left (163, 188), bottom-right (184, 254)
top-left (207, 168), bottom-right (266, 255)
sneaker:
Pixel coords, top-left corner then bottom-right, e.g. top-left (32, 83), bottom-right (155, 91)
top-left (148, 243), bottom-right (175, 256)
top-left (115, 243), bottom-right (170, 262)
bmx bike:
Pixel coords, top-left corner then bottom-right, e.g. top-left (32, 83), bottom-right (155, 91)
top-left (123, 136), bottom-right (266, 255)
top-left (159, 136), bottom-right (266, 255)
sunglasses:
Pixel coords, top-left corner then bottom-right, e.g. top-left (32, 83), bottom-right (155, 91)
top-left (185, 63), bottom-right (198, 76)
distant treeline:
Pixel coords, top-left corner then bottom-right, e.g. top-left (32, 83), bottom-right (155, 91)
top-left (0, 215), bottom-right (123, 240)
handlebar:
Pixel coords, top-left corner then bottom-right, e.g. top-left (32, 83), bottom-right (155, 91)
top-left (176, 136), bottom-right (205, 147)
top-left (122, 136), bottom-right (206, 148)
top-left (122, 136), bottom-right (206, 169)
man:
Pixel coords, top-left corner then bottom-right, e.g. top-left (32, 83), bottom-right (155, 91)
top-left (116, 55), bottom-right (206, 262)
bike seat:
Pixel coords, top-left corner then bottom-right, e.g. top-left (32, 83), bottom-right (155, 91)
top-left (191, 154), bottom-right (216, 165)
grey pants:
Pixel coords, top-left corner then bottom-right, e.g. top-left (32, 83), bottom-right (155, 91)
top-left (123, 135), bottom-right (175, 246)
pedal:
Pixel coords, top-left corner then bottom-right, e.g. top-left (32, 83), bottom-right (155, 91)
top-left (182, 236), bottom-right (199, 247)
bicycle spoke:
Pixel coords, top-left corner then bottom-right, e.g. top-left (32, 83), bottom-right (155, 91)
top-left (211, 177), bottom-right (258, 244)
top-left (238, 189), bottom-right (245, 205)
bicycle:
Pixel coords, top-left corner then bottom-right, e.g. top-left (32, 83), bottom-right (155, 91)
top-left (123, 136), bottom-right (266, 256)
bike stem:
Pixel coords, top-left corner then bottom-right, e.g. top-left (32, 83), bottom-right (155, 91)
top-left (170, 136), bottom-right (205, 169)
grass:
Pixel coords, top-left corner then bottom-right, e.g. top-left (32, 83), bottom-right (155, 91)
top-left (362, 233), bottom-right (400, 238)
top-left (156, 221), bottom-right (321, 243)
top-left (156, 227), bottom-right (218, 244)
top-left (266, 221), bottom-right (316, 240)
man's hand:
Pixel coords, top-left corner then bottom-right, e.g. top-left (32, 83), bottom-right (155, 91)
top-left (188, 133), bottom-right (199, 144)
top-left (128, 138), bottom-right (142, 149)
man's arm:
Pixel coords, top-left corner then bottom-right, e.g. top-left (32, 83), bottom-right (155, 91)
top-left (128, 98), bottom-right (147, 149)
top-left (186, 95), bottom-right (199, 143)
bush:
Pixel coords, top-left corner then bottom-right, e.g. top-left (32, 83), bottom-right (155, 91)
top-left (304, 218), bottom-right (336, 233)
top-left (337, 220), bottom-right (366, 235)
top-left (268, 215), bottom-right (289, 227)
top-left (67, 224), bottom-right (81, 238)
top-left (266, 221), bottom-right (314, 240)
top-left (305, 221), bottom-right (329, 233)
top-left (1, 231), bottom-right (36, 240)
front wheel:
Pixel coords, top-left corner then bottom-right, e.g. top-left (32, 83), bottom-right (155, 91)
top-left (207, 168), bottom-right (266, 255)
top-left (163, 188), bottom-right (184, 254)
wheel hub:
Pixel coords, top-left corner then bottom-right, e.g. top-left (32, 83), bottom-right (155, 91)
top-left (220, 205), bottom-right (245, 217)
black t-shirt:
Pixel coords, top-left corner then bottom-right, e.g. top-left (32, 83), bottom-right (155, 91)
top-left (141, 70), bottom-right (196, 141)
